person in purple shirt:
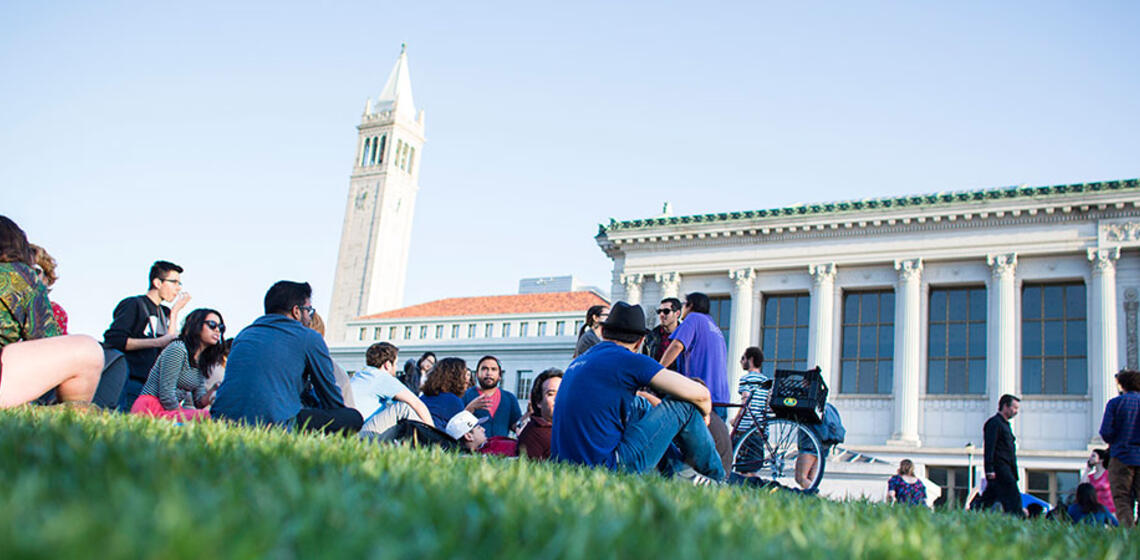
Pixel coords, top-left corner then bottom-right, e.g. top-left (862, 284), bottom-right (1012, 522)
top-left (1100, 369), bottom-right (1140, 527)
top-left (212, 281), bottom-right (362, 434)
top-left (659, 292), bottom-right (729, 420)
top-left (551, 302), bottom-right (725, 483)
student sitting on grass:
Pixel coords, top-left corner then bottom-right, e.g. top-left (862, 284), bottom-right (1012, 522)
top-left (1068, 482), bottom-right (1120, 527)
top-left (0, 216), bottom-right (103, 408)
top-left (350, 341), bottom-right (433, 436)
top-left (130, 308), bottom-right (226, 421)
top-left (517, 368), bottom-right (562, 460)
top-left (418, 357), bottom-right (486, 430)
top-left (551, 301), bottom-right (725, 483)
top-left (446, 410), bottom-right (517, 456)
top-left (212, 281), bottom-right (361, 434)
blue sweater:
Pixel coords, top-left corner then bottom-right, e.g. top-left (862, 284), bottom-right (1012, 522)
top-left (213, 314), bottom-right (345, 426)
top-left (463, 387), bottom-right (521, 438)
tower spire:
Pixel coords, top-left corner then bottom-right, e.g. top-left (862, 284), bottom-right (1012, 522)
top-left (375, 44), bottom-right (415, 120)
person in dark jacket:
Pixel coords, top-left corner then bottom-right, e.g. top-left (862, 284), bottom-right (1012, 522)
top-left (1099, 369), bottom-right (1140, 527)
top-left (981, 394), bottom-right (1022, 516)
top-left (462, 355), bottom-right (522, 438)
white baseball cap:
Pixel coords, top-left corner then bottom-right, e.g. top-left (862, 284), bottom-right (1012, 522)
top-left (445, 410), bottom-right (489, 440)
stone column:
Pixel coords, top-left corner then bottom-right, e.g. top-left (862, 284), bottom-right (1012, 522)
top-left (656, 272), bottom-right (681, 300)
top-left (889, 258), bottom-right (922, 446)
top-left (1125, 288), bottom-right (1138, 371)
top-left (1089, 247), bottom-right (1120, 443)
top-left (807, 263), bottom-right (837, 389)
top-left (986, 253), bottom-right (1018, 401)
top-left (620, 273), bottom-right (643, 306)
top-left (728, 268), bottom-right (756, 399)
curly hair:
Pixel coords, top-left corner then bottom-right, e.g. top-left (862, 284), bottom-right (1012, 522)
top-left (0, 216), bottom-right (32, 265)
top-left (366, 342), bottom-right (398, 369)
top-left (29, 244), bottom-right (58, 286)
top-left (420, 357), bottom-right (469, 397)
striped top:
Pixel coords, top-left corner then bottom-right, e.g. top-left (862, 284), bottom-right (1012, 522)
top-left (736, 370), bottom-right (770, 433)
top-left (140, 340), bottom-right (208, 410)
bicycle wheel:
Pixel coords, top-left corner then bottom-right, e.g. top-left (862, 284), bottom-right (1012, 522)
top-left (731, 418), bottom-right (825, 491)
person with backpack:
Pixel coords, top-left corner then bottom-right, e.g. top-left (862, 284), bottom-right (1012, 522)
top-left (794, 402), bottom-right (845, 489)
top-left (102, 260), bottom-right (191, 409)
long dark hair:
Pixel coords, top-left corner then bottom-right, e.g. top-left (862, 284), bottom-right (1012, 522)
top-left (579, 305), bottom-right (608, 337)
top-left (0, 216), bottom-right (32, 265)
top-left (1075, 482), bottom-right (1104, 514)
top-left (180, 308), bottom-right (227, 373)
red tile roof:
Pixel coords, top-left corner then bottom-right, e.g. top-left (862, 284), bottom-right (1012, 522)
top-left (356, 291), bottom-right (610, 320)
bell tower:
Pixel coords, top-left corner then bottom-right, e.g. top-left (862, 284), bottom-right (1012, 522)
top-left (328, 45), bottom-right (425, 342)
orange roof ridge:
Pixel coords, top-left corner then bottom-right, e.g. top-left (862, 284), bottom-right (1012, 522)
top-left (355, 290), bottom-right (610, 320)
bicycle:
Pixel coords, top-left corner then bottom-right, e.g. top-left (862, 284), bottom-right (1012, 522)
top-left (725, 374), bottom-right (828, 491)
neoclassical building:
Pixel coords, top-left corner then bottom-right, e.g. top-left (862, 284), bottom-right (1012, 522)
top-left (597, 178), bottom-right (1140, 505)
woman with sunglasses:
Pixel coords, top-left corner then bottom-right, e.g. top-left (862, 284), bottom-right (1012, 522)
top-left (131, 308), bottom-right (227, 421)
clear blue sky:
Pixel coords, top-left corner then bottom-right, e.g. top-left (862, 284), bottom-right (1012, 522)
top-left (2, 1), bottom-right (1138, 338)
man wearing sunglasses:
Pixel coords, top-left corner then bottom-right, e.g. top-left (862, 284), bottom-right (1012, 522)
top-left (212, 280), bottom-right (362, 434)
top-left (643, 297), bottom-right (682, 366)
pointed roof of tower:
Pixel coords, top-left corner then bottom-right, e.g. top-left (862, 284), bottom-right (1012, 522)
top-left (374, 43), bottom-right (416, 120)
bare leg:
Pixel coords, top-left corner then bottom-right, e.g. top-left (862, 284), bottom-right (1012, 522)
top-left (0, 335), bottom-right (103, 407)
top-left (795, 454), bottom-right (818, 489)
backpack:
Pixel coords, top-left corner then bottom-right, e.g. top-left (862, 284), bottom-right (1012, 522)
top-left (819, 403), bottom-right (846, 445)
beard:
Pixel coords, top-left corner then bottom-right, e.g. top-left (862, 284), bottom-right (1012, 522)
top-left (478, 377), bottom-right (499, 390)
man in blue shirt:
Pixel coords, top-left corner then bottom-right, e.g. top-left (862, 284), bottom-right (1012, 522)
top-left (212, 281), bottom-right (362, 434)
top-left (552, 301), bottom-right (725, 482)
top-left (351, 341), bottom-right (433, 435)
top-left (660, 292), bottom-right (729, 419)
top-left (1100, 369), bottom-right (1140, 527)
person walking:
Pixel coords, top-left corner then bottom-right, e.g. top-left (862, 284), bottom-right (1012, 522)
top-left (1100, 369), bottom-right (1140, 527)
top-left (981, 394), bottom-right (1022, 516)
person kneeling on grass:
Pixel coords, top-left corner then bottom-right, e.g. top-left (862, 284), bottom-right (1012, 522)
top-left (446, 410), bottom-right (517, 456)
top-left (0, 216), bottom-right (103, 408)
top-left (350, 341), bottom-right (433, 437)
top-left (212, 281), bottom-right (361, 434)
top-left (550, 301), bottom-right (725, 483)
top-left (130, 308), bottom-right (226, 421)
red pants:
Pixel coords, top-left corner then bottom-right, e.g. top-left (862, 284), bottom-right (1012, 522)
top-left (130, 394), bottom-right (210, 422)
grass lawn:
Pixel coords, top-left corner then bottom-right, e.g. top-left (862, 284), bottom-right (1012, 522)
top-left (0, 407), bottom-right (1134, 559)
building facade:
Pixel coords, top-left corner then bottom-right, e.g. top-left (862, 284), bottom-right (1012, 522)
top-left (330, 288), bottom-right (608, 407)
top-left (597, 178), bottom-right (1140, 505)
top-left (327, 46), bottom-right (425, 341)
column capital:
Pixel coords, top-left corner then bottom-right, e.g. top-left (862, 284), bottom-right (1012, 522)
top-left (894, 258), bottom-right (923, 283)
top-left (809, 263), bottom-right (837, 285)
top-left (729, 268), bottom-right (755, 290)
top-left (654, 271), bottom-right (681, 290)
top-left (1088, 247), bottom-right (1121, 275)
top-left (986, 253), bottom-right (1018, 278)
top-left (620, 273), bottom-right (643, 288)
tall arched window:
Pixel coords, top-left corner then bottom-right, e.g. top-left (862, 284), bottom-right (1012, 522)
top-left (407, 147), bottom-right (415, 174)
top-left (376, 135), bottom-right (386, 164)
top-left (361, 137), bottom-right (372, 167)
top-left (395, 139), bottom-right (404, 168)
top-left (370, 136), bottom-right (379, 165)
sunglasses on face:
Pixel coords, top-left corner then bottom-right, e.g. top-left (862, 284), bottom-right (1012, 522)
top-left (657, 308), bottom-right (675, 315)
top-left (298, 305), bottom-right (315, 316)
top-left (204, 320), bottom-right (225, 333)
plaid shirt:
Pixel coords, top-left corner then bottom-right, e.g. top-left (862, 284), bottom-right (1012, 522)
top-left (1100, 391), bottom-right (1140, 466)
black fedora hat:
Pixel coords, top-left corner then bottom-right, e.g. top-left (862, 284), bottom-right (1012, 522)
top-left (600, 301), bottom-right (650, 336)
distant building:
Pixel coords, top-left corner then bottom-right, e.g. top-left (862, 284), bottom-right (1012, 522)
top-left (597, 178), bottom-right (1140, 506)
top-left (330, 283), bottom-right (608, 404)
top-left (327, 45), bottom-right (424, 341)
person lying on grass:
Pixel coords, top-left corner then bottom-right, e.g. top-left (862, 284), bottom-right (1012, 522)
top-left (446, 410), bottom-right (517, 456)
top-left (350, 341), bottom-right (433, 437)
top-left (0, 216), bottom-right (103, 408)
top-left (130, 308), bottom-right (226, 421)
top-left (551, 301), bottom-right (725, 483)
top-left (212, 281), bottom-right (361, 434)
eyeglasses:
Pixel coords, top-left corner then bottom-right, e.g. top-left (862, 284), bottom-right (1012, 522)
top-left (160, 278), bottom-right (183, 286)
top-left (204, 320), bottom-right (226, 333)
top-left (657, 308), bottom-right (675, 315)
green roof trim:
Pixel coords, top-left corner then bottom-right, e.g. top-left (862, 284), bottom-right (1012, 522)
top-left (599, 179), bottom-right (1140, 234)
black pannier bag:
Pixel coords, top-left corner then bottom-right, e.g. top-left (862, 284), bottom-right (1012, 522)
top-left (768, 367), bottom-right (828, 424)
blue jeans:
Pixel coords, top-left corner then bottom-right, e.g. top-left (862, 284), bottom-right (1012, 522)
top-left (614, 396), bottom-right (726, 481)
top-left (117, 377), bottom-right (144, 411)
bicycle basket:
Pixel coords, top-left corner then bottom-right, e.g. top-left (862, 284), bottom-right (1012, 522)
top-left (768, 367), bottom-right (828, 423)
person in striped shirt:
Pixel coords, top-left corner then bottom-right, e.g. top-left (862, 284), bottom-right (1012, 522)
top-left (732, 346), bottom-right (769, 438)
